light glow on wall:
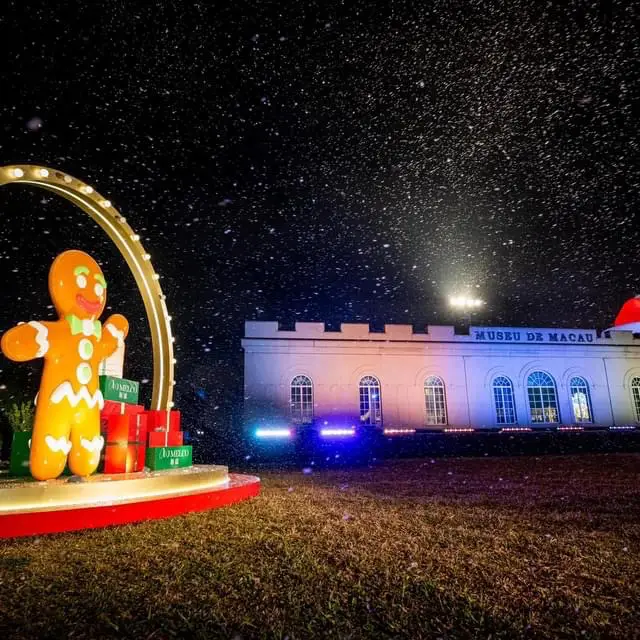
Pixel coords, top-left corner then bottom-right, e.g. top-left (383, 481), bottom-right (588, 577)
top-left (383, 428), bottom-right (416, 435)
top-left (255, 428), bottom-right (292, 439)
top-left (320, 427), bottom-right (356, 437)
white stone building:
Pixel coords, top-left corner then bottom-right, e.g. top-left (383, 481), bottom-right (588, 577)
top-left (242, 322), bottom-right (640, 433)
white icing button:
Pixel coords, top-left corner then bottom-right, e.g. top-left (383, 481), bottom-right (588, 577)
top-left (78, 338), bottom-right (93, 360)
top-left (82, 319), bottom-right (94, 336)
top-left (76, 362), bottom-right (92, 385)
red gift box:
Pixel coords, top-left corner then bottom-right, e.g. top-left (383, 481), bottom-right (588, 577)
top-left (145, 409), bottom-right (181, 432)
top-left (102, 413), bottom-right (148, 473)
top-left (102, 400), bottom-right (145, 417)
top-left (148, 430), bottom-right (183, 448)
top-left (104, 443), bottom-right (146, 474)
top-left (101, 413), bottom-right (148, 443)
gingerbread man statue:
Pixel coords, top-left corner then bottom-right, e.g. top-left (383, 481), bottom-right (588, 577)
top-left (1, 250), bottom-right (129, 480)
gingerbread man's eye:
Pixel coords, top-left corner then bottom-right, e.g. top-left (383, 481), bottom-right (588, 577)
top-left (94, 283), bottom-right (104, 297)
top-left (76, 275), bottom-right (87, 289)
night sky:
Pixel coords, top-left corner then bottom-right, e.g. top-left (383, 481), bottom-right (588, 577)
top-left (0, 2), bottom-right (638, 439)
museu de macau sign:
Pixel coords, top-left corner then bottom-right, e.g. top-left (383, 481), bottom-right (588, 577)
top-left (470, 327), bottom-right (597, 344)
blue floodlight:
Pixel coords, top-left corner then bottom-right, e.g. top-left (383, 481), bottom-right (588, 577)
top-left (320, 427), bottom-right (356, 438)
top-left (255, 428), bottom-right (292, 439)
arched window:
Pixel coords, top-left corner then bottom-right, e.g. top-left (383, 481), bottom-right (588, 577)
top-left (359, 376), bottom-right (382, 426)
top-left (492, 376), bottom-right (516, 424)
top-left (569, 376), bottom-right (593, 423)
top-left (527, 371), bottom-right (559, 423)
top-left (424, 376), bottom-right (447, 425)
top-left (631, 376), bottom-right (640, 422)
top-left (290, 375), bottom-right (313, 424)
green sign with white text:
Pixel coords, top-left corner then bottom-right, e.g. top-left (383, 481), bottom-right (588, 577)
top-left (99, 375), bottom-right (139, 404)
top-left (145, 445), bottom-right (192, 470)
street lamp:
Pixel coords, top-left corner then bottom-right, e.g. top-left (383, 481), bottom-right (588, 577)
top-left (449, 296), bottom-right (484, 325)
top-left (449, 296), bottom-right (484, 309)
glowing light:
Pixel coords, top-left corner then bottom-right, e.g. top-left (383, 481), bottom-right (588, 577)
top-left (63, 175), bottom-right (73, 183)
top-left (557, 425), bottom-right (584, 431)
top-left (255, 428), bottom-right (291, 439)
top-left (9, 168), bottom-right (24, 178)
top-left (100, 199), bottom-right (111, 208)
top-left (500, 427), bottom-right (532, 433)
top-left (152, 273), bottom-right (160, 280)
top-left (320, 428), bottom-right (356, 437)
top-left (131, 234), bottom-right (140, 241)
top-left (609, 425), bottom-right (636, 431)
top-left (443, 427), bottom-right (475, 433)
top-left (143, 253), bottom-right (151, 260)
top-left (80, 185), bottom-right (93, 194)
top-left (383, 428), bottom-right (416, 435)
top-left (36, 168), bottom-right (49, 178)
top-left (449, 296), bottom-right (484, 309)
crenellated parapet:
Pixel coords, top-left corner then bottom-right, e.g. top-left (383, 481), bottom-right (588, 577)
top-left (244, 321), bottom-right (640, 345)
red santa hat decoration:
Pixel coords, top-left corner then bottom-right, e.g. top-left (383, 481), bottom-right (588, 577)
top-left (611, 296), bottom-right (640, 333)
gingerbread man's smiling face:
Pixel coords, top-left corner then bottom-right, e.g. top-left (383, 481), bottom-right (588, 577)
top-left (48, 250), bottom-right (107, 319)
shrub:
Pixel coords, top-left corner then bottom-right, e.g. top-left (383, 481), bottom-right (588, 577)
top-left (6, 401), bottom-right (34, 433)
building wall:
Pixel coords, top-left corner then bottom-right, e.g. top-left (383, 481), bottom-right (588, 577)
top-left (242, 322), bottom-right (640, 430)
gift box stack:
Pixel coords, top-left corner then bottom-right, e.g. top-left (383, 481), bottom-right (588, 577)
top-left (100, 375), bottom-right (147, 473)
top-left (98, 345), bottom-right (192, 473)
top-left (99, 376), bottom-right (192, 473)
top-left (144, 408), bottom-right (192, 470)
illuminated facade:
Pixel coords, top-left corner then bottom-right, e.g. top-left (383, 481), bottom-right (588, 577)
top-left (242, 322), bottom-right (640, 431)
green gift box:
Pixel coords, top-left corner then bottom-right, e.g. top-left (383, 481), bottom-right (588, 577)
top-left (99, 376), bottom-right (139, 404)
top-left (145, 445), bottom-right (192, 471)
top-left (9, 431), bottom-right (32, 477)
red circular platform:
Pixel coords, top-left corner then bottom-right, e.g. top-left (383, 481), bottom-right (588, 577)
top-left (0, 466), bottom-right (260, 539)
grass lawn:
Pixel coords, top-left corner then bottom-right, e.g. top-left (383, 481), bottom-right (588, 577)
top-left (0, 453), bottom-right (638, 639)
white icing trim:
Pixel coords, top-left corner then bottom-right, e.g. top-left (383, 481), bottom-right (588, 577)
top-left (45, 435), bottom-right (72, 455)
top-left (50, 382), bottom-right (104, 409)
top-left (28, 321), bottom-right (49, 357)
top-left (80, 435), bottom-right (104, 453)
top-left (105, 322), bottom-right (125, 347)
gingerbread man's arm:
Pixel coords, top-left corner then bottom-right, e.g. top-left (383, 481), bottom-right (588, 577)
top-left (1, 321), bottom-right (57, 362)
top-left (100, 314), bottom-right (129, 358)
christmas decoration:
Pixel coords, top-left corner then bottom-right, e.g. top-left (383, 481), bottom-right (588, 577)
top-left (102, 413), bottom-right (148, 473)
top-left (99, 375), bottom-right (139, 404)
top-left (0, 250), bottom-right (128, 480)
top-left (145, 445), bottom-right (193, 470)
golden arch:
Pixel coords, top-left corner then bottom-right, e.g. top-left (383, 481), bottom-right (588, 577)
top-left (0, 165), bottom-right (174, 411)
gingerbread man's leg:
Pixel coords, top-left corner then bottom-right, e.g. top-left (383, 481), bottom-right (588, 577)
top-left (68, 406), bottom-right (103, 477)
top-left (29, 402), bottom-right (72, 481)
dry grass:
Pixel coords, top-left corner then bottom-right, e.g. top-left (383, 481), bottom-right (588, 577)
top-left (0, 453), bottom-right (639, 639)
